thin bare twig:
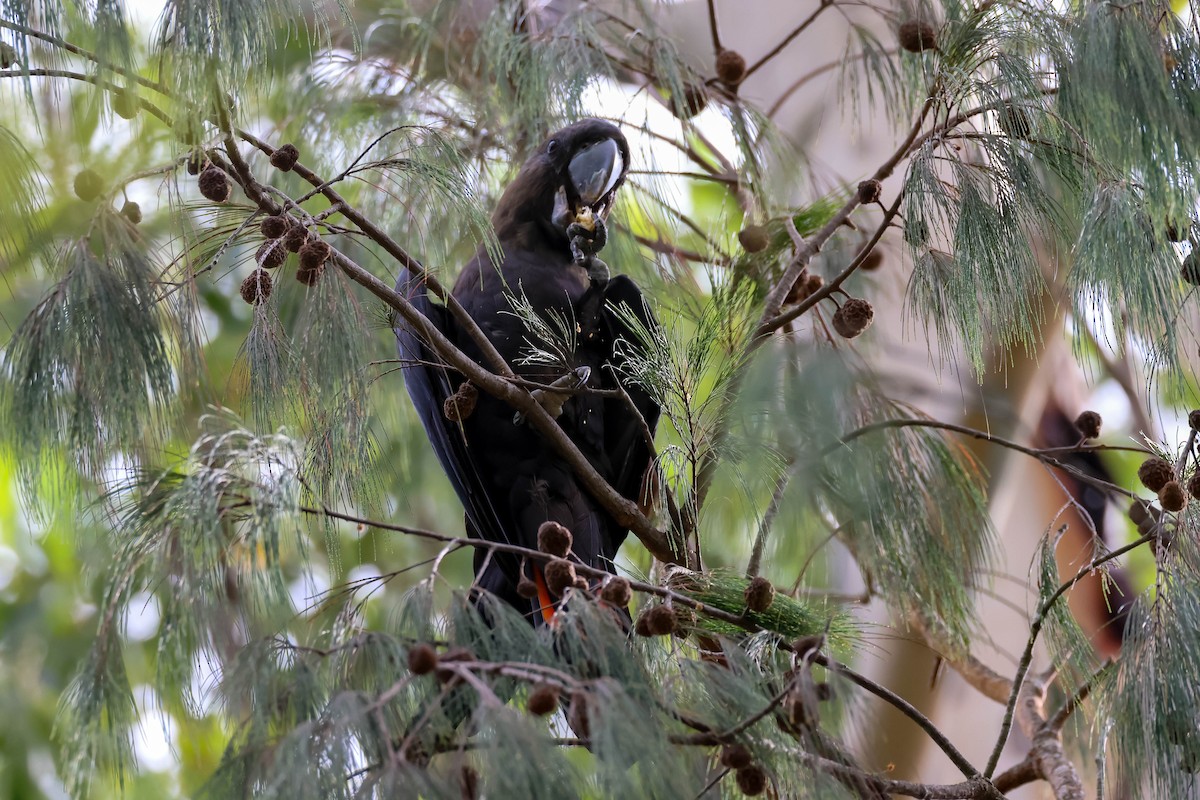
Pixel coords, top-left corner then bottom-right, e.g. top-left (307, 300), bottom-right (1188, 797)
top-left (767, 50), bottom-right (897, 119)
top-left (0, 68), bottom-right (173, 126)
top-left (789, 523), bottom-right (848, 598)
top-left (0, 19), bottom-right (170, 95)
top-left (705, 0), bottom-right (723, 56)
top-left (758, 194), bottom-right (903, 336)
top-left (983, 533), bottom-right (1155, 778)
top-left (301, 504), bottom-right (727, 624)
top-left (746, 467), bottom-right (790, 578)
top-left (1048, 659), bottom-right (1113, 731)
top-left (824, 416), bottom-right (1146, 501)
top-left (1175, 428), bottom-right (1197, 476)
top-left (812, 652), bottom-right (981, 781)
top-left (741, 1), bottom-right (835, 83)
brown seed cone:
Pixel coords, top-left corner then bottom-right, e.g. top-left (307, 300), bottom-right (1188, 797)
top-left (567, 691), bottom-right (591, 740)
top-left (786, 272), bottom-right (824, 305)
top-left (434, 647), bottom-right (475, 684)
top-left (186, 153), bottom-right (205, 176)
top-left (860, 249), bottom-right (885, 271)
top-left (792, 634), bottom-right (823, 656)
top-left (1187, 473), bottom-right (1200, 501)
top-left (295, 264), bottom-right (325, 286)
top-left (832, 298), bottom-right (875, 338)
top-left (1166, 217), bottom-right (1190, 243)
top-left (738, 225), bottom-right (770, 253)
top-left (260, 215), bottom-right (290, 239)
top-left (572, 576), bottom-right (590, 591)
top-left (256, 241), bottom-right (287, 269)
top-left (744, 576), bottom-right (775, 613)
top-left (644, 605), bottom-right (678, 636)
top-left (784, 688), bottom-right (820, 729)
top-left (1132, 500), bottom-right (1165, 538)
top-left (675, 83), bottom-right (709, 119)
top-left (1160, 480), bottom-right (1188, 513)
top-left (715, 49), bottom-right (747, 85)
top-left (111, 91), bottom-right (139, 120)
top-left (1182, 252), bottom-right (1200, 286)
top-left (600, 576), bottom-right (632, 607)
top-left (1190, 410), bottom-right (1200, 431)
top-left (537, 521), bottom-right (573, 557)
top-left (898, 19), bottom-right (938, 52)
top-left (905, 218), bottom-right (930, 247)
top-left (1138, 457), bottom-right (1174, 493)
top-left (240, 268), bottom-right (273, 305)
top-left (73, 169), bottom-right (105, 202)
top-left (299, 239), bottom-right (332, 270)
top-left (407, 643), bottom-right (438, 676)
top-left (198, 166), bottom-right (231, 202)
top-left (672, 605), bottom-right (696, 635)
top-left (634, 611), bottom-right (654, 637)
top-left (516, 575), bottom-right (539, 599)
top-left (1164, 707), bottom-right (1194, 746)
top-left (997, 103), bottom-right (1033, 140)
top-left (785, 270), bottom-right (810, 304)
top-left (528, 682), bottom-right (561, 716)
top-left (460, 765), bottom-right (479, 800)
top-left (120, 200), bottom-right (142, 225)
top-left (270, 143), bottom-right (300, 171)
top-left (857, 179), bottom-right (882, 205)
top-left (735, 764), bottom-right (768, 796)
top-left (1074, 410), bottom-right (1102, 439)
top-left (1128, 498), bottom-right (1153, 527)
top-left (1182, 744), bottom-right (1200, 775)
top-left (283, 223), bottom-right (311, 252)
top-left (543, 558), bottom-right (577, 596)
top-left (786, 671), bottom-right (822, 728)
top-left (0, 42), bottom-right (17, 69)
top-left (815, 681), bottom-right (834, 702)
top-left (443, 383), bottom-right (479, 422)
top-left (719, 743), bottom-right (753, 770)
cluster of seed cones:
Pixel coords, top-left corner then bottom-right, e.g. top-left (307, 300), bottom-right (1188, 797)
top-left (189, 142), bottom-right (334, 305)
top-left (1130, 410), bottom-right (1200, 517)
top-left (239, 211), bottom-right (333, 304)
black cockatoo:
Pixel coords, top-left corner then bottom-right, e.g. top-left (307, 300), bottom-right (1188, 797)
top-left (394, 119), bottom-right (660, 624)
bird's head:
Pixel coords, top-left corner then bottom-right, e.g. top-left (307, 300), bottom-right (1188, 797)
top-left (491, 119), bottom-right (630, 251)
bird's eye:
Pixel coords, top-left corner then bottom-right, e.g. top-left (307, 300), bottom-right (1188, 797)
top-left (546, 140), bottom-right (560, 156)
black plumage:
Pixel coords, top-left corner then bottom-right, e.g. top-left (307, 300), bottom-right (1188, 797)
top-left (395, 119), bottom-right (659, 623)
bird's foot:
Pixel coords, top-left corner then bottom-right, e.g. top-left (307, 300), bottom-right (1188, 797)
top-left (567, 217), bottom-right (610, 285)
top-left (567, 216), bottom-right (608, 258)
top-left (585, 256), bottom-right (609, 285)
top-left (512, 366), bottom-right (592, 425)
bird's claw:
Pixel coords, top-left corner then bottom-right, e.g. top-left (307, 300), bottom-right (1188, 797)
top-left (567, 217), bottom-right (608, 255)
top-left (513, 367), bottom-right (592, 426)
top-left (568, 216), bottom-right (610, 285)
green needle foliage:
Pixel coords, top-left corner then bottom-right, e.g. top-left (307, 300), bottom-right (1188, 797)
top-left (4, 216), bottom-right (183, 499)
top-left (1071, 181), bottom-right (1186, 366)
top-left (1104, 525), bottom-right (1200, 796)
top-left (666, 568), bottom-right (858, 649)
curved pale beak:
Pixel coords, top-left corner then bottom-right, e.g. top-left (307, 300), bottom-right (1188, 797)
top-left (568, 138), bottom-right (623, 208)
